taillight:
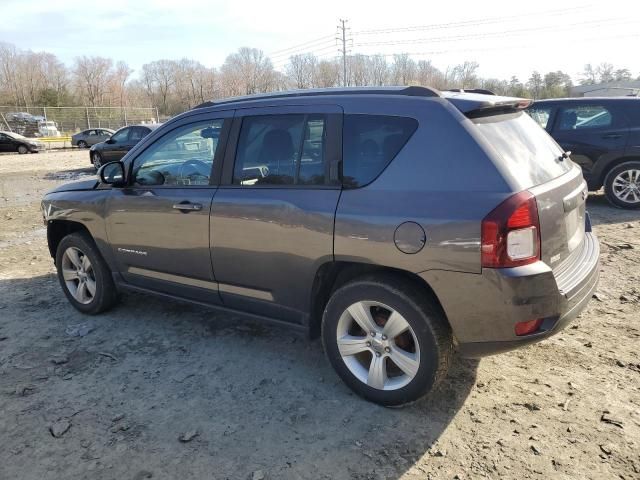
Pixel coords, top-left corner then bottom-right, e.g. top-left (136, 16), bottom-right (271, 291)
top-left (481, 191), bottom-right (541, 268)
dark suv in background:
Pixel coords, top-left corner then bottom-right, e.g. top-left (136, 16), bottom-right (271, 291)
top-left (528, 97), bottom-right (640, 208)
top-left (42, 87), bottom-right (599, 406)
top-left (89, 124), bottom-right (160, 170)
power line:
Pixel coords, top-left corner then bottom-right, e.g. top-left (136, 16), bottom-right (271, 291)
top-left (272, 43), bottom-right (342, 69)
top-left (268, 34), bottom-right (336, 56)
top-left (354, 32), bottom-right (640, 59)
top-left (353, 5), bottom-right (591, 35)
top-left (353, 17), bottom-right (634, 48)
top-left (270, 39), bottom-right (338, 62)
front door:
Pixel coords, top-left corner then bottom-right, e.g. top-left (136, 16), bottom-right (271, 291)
top-left (551, 103), bottom-right (629, 182)
top-left (102, 127), bottom-right (131, 162)
top-left (211, 105), bottom-right (342, 323)
top-left (105, 114), bottom-right (231, 302)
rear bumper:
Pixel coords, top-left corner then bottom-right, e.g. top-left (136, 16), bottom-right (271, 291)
top-left (420, 230), bottom-right (600, 358)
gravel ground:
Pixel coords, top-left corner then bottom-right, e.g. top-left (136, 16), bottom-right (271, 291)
top-left (0, 150), bottom-right (639, 480)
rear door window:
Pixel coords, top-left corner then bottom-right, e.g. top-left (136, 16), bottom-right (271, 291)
top-left (473, 111), bottom-right (571, 188)
top-left (556, 105), bottom-right (613, 131)
top-left (129, 127), bottom-right (148, 143)
top-left (233, 114), bottom-right (328, 186)
top-left (342, 114), bottom-right (418, 188)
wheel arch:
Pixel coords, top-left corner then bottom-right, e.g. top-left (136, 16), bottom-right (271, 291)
top-left (47, 220), bottom-right (92, 259)
top-left (308, 261), bottom-right (450, 339)
top-left (597, 156), bottom-right (640, 187)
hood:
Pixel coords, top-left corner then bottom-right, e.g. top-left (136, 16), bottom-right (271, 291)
top-left (46, 178), bottom-right (99, 194)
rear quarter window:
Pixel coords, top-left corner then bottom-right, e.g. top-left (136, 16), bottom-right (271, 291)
top-left (342, 114), bottom-right (418, 188)
top-left (473, 111), bottom-right (572, 188)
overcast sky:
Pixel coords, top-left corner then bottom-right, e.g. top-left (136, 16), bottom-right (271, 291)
top-left (2, 0), bottom-right (639, 82)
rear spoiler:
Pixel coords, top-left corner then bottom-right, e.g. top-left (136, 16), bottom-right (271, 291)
top-left (441, 91), bottom-right (532, 118)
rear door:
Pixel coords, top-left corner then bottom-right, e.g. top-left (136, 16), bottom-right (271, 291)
top-left (210, 105), bottom-right (342, 323)
top-left (550, 103), bottom-right (629, 182)
top-left (105, 113), bottom-right (232, 303)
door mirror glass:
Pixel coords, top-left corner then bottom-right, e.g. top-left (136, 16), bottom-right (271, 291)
top-left (98, 161), bottom-right (125, 185)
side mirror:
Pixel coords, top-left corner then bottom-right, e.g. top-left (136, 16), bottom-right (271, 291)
top-left (106, 138), bottom-right (115, 144)
top-left (98, 161), bottom-right (125, 186)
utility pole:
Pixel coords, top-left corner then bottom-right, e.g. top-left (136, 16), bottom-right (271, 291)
top-left (337, 19), bottom-right (349, 87)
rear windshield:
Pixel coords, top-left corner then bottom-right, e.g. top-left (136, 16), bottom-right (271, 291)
top-left (473, 111), bottom-right (571, 188)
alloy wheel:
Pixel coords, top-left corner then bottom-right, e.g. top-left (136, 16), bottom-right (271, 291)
top-left (61, 246), bottom-right (96, 305)
top-left (612, 169), bottom-right (640, 204)
top-left (92, 153), bottom-right (101, 169)
top-left (336, 301), bottom-right (420, 391)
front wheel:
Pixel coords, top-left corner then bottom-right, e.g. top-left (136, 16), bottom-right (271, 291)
top-left (78, 140), bottom-right (88, 148)
top-left (604, 161), bottom-right (640, 209)
top-left (55, 232), bottom-right (118, 314)
top-left (17, 145), bottom-right (29, 154)
top-left (322, 275), bottom-right (452, 406)
top-left (91, 152), bottom-right (102, 170)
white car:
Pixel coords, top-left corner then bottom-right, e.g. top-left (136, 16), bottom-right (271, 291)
top-left (38, 121), bottom-right (61, 137)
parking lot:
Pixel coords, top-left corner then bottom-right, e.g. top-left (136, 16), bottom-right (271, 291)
top-left (0, 149), bottom-right (639, 479)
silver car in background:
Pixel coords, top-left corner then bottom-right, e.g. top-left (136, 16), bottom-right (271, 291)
top-left (72, 128), bottom-right (115, 148)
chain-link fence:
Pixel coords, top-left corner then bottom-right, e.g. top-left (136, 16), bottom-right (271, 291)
top-left (0, 106), bottom-right (159, 140)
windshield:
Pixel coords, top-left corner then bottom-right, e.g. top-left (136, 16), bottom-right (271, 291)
top-left (473, 111), bottom-right (572, 188)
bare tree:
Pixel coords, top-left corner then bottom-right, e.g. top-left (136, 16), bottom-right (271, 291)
top-left (141, 60), bottom-right (176, 114)
top-left (416, 60), bottom-right (444, 88)
top-left (220, 47), bottom-right (275, 96)
top-left (348, 54), bottom-right (368, 86)
top-left (391, 54), bottom-right (417, 85)
top-left (366, 55), bottom-right (388, 86)
top-left (580, 64), bottom-right (598, 85)
top-left (286, 54), bottom-right (317, 89)
top-left (452, 61), bottom-right (479, 89)
top-left (596, 62), bottom-right (614, 83)
top-left (73, 56), bottom-right (113, 107)
top-left (314, 59), bottom-right (341, 88)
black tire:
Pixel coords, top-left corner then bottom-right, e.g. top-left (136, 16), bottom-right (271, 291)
top-left (603, 161), bottom-right (640, 209)
top-left (55, 232), bottom-right (118, 314)
top-left (78, 140), bottom-right (88, 148)
top-left (321, 275), bottom-right (453, 406)
top-left (17, 144), bottom-right (29, 154)
top-left (91, 152), bottom-right (102, 170)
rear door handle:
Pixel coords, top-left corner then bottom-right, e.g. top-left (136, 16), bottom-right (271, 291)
top-left (602, 133), bottom-right (623, 139)
top-left (172, 202), bottom-right (203, 211)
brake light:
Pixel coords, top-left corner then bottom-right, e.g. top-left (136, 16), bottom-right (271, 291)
top-left (481, 191), bottom-right (541, 268)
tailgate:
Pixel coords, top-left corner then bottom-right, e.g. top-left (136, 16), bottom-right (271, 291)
top-left (529, 164), bottom-right (587, 268)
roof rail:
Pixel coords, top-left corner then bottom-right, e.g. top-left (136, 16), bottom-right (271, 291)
top-left (194, 86), bottom-right (441, 109)
top-left (447, 88), bottom-right (496, 95)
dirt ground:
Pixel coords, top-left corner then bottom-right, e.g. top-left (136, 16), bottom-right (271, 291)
top-left (0, 150), bottom-right (638, 480)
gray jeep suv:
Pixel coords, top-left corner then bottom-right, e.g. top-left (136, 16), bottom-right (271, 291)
top-left (41, 87), bottom-right (599, 406)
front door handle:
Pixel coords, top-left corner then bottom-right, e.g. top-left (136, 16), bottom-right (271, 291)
top-left (602, 133), bottom-right (623, 139)
top-left (172, 202), bottom-right (203, 211)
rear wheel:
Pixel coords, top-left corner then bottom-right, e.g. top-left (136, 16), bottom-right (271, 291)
top-left (55, 232), bottom-right (118, 314)
top-left (321, 275), bottom-right (452, 406)
top-left (78, 140), bottom-right (88, 148)
top-left (17, 145), bottom-right (28, 154)
top-left (604, 161), bottom-right (640, 209)
top-left (91, 152), bottom-right (102, 170)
